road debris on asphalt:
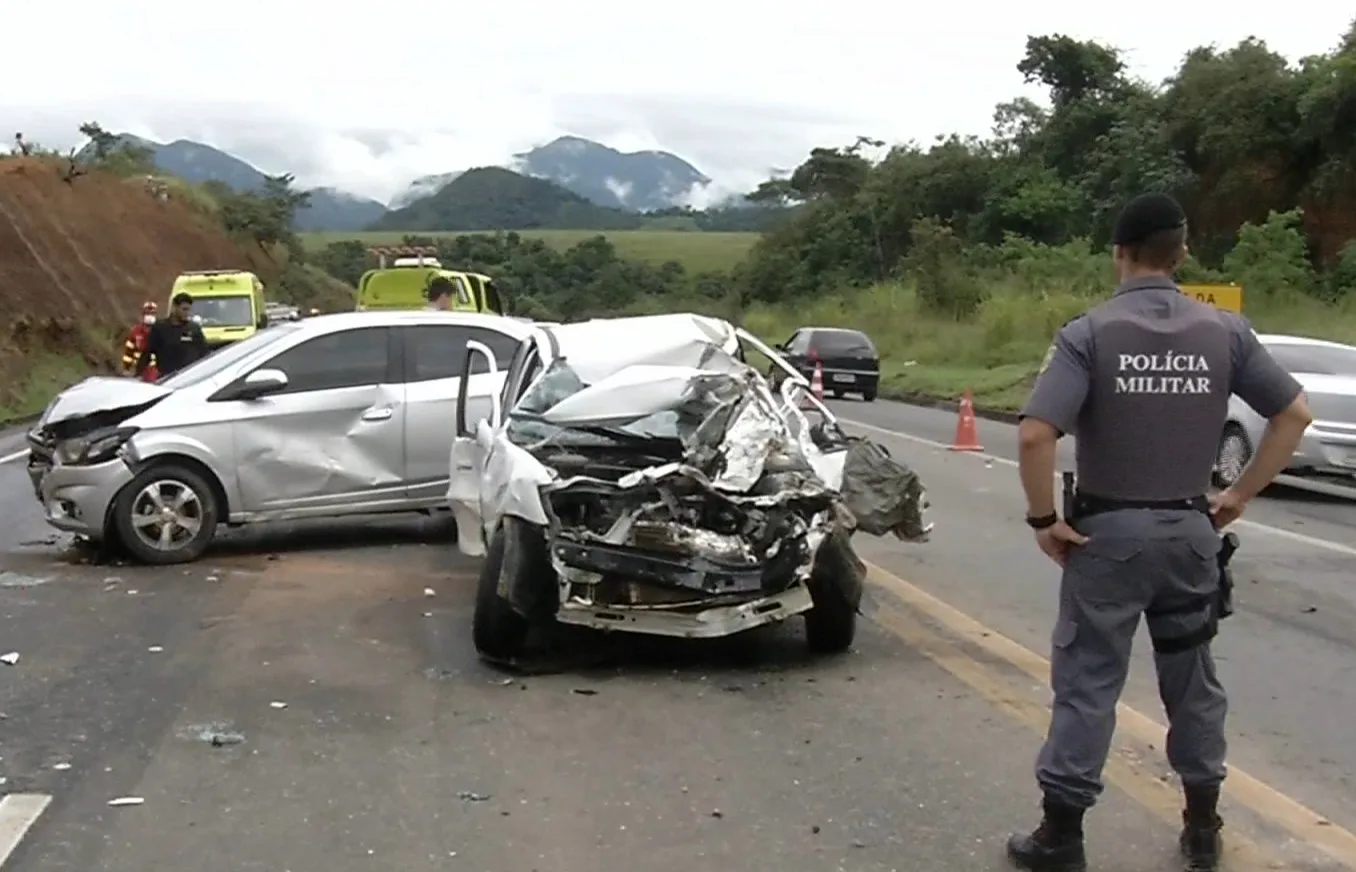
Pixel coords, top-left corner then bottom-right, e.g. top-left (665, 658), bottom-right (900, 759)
top-left (107, 796), bottom-right (144, 807)
top-left (1, 652), bottom-right (19, 666)
top-left (179, 723), bottom-right (246, 747)
top-left (0, 571), bottom-right (49, 587)
top-left (148, 646), bottom-right (164, 653)
top-left (424, 587), bottom-right (436, 597)
top-left (269, 701), bottom-right (288, 709)
top-left (457, 791), bottom-right (491, 802)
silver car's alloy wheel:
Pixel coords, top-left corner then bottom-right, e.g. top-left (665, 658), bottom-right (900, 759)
top-left (129, 479), bottom-right (204, 552)
top-left (1216, 429), bottom-right (1250, 488)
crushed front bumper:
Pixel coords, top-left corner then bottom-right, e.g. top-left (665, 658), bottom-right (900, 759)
top-left (556, 584), bottom-right (814, 639)
top-left (33, 455), bottom-right (133, 538)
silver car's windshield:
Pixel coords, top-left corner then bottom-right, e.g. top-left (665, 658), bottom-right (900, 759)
top-left (1265, 342), bottom-right (1356, 377)
top-left (158, 323), bottom-right (303, 390)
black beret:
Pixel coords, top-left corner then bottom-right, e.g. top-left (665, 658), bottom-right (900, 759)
top-left (1112, 192), bottom-right (1186, 245)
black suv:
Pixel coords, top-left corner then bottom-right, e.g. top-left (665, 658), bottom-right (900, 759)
top-left (770, 327), bottom-right (879, 402)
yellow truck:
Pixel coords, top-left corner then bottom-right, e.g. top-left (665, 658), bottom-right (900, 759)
top-left (356, 247), bottom-right (505, 314)
top-left (167, 270), bottom-right (269, 348)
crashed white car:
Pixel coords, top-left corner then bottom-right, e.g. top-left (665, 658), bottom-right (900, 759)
top-left (446, 313), bottom-right (932, 662)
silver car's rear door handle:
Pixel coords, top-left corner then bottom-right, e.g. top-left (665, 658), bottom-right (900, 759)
top-left (361, 407), bottom-right (393, 421)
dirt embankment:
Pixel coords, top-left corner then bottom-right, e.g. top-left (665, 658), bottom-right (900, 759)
top-left (0, 158), bottom-right (254, 416)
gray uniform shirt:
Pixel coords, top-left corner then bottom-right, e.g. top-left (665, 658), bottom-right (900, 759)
top-left (1020, 277), bottom-right (1303, 501)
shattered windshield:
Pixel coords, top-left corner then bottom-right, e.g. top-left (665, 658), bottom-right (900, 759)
top-left (506, 359), bottom-right (743, 449)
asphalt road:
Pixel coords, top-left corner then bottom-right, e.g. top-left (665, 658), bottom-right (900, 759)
top-left (0, 403), bottom-right (1353, 872)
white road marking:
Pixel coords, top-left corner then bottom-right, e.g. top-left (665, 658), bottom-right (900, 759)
top-left (840, 416), bottom-right (1356, 559)
top-left (0, 793), bottom-right (52, 866)
top-left (0, 450), bottom-right (27, 466)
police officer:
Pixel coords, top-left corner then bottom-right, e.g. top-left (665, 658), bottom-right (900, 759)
top-left (1007, 192), bottom-right (1314, 872)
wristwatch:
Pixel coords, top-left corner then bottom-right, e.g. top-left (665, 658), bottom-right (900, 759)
top-left (1025, 512), bottom-right (1058, 530)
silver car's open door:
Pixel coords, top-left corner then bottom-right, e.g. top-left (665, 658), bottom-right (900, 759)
top-left (446, 340), bottom-right (502, 558)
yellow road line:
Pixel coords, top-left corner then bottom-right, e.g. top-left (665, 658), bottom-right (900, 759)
top-left (865, 560), bottom-right (1356, 871)
top-left (868, 600), bottom-right (1284, 871)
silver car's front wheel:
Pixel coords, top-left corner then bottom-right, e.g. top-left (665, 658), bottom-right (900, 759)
top-left (112, 463), bottom-right (220, 565)
top-left (1214, 425), bottom-right (1252, 489)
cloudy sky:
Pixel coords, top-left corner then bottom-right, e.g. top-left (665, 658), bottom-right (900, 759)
top-left (5, 1), bottom-right (1352, 205)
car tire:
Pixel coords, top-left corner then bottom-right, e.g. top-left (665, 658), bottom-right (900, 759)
top-left (861, 388), bottom-right (877, 402)
top-left (472, 519), bottom-right (552, 662)
top-left (112, 462), bottom-right (219, 565)
top-left (803, 528), bottom-right (863, 655)
top-left (1214, 423), bottom-right (1253, 489)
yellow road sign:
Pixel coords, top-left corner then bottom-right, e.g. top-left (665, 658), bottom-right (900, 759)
top-left (1179, 283), bottom-right (1243, 313)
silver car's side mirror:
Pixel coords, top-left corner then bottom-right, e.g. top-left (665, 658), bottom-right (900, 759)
top-left (242, 368), bottom-right (288, 397)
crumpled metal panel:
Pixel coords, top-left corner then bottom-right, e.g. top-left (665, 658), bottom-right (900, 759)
top-left (236, 384), bottom-right (407, 514)
top-left (838, 437), bottom-right (933, 542)
top-left (38, 377), bottom-right (172, 428)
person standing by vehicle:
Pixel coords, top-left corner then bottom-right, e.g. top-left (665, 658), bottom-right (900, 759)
top-left (426, 276), bottom-right (454, 311)
top-left (121, 301), bottom-right (159, 381)
top-left (137, 292), bottom-right (209, 379)
top-left (1007, 192), bottom-right (1313, 872)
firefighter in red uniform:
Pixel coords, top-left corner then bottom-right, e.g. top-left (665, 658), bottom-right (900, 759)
top-left (122, 301), bottom-right (160, 381)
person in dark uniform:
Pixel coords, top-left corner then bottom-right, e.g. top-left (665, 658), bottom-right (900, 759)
top-left (137, 292), bottom-right (209, 378)
top-left (1007, 192), bottom-right (1314, 872)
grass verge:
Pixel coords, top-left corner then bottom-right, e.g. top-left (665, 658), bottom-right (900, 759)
top-left (300, 229), bottom-right (761, 273)
top-left (743, 280), bottom-right (1356, 414)
top-left (0, 351), bottom-right (101, 424)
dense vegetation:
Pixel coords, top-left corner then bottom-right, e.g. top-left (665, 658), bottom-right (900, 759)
top-left (721, 26), bottom-right (1356, 407)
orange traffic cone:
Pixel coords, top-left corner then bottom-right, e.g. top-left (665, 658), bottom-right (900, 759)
top-left (799, 360), bottom-right (826, 408)
top-left (949, 389), bottom-right (984, 452)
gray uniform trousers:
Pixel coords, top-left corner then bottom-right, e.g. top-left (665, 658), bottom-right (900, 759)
top-left (1036, 507), bottom-right (1228, 809)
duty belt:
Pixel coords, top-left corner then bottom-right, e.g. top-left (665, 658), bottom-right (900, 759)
top-left (1073, 492), bottom-right (1209, 518)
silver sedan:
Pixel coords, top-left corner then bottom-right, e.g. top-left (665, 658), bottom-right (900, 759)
top-left (1214, 333), bottom-right (1356, 487)
top-left (26, 311), bottom-right (533, 564)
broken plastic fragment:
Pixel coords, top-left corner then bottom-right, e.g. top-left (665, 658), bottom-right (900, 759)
top-left (457, 791), bottom-right (491, 802)
top-left (269, 701), bottom-right (288, 709)
top-left (0, 652), bottom-right (19, 666)
top-left (148, 646), bottom-right (164, 653)
top-left (107, 797), bottom-right (144, 807)
top-left (424, 587), bottom-right (436, 597)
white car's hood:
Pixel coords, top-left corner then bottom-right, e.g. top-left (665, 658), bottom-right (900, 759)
top-left (539, 365), bottom-right (720, 427)
top-left (38, 377), bottom-right (173, 428)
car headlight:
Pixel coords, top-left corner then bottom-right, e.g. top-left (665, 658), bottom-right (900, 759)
top-left (54, 426), bottom-right (139, 466)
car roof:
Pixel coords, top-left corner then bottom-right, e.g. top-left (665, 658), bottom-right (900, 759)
top-left (804, 326), bottom-right (871, 337)
top-left (297, 310), bottom-right (538, 341)
top-left (1257, 333), bottom-right (1356, 351)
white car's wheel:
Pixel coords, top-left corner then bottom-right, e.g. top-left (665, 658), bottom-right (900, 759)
top-left (112, 463), bottom-right (219, 564)
top-left (1214, 424), bottom-right (1252, 489)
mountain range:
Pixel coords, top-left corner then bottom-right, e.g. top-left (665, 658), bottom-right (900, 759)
top-left (98, 133), bottom-right (736, 232)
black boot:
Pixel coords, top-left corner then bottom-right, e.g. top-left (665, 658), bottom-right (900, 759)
top-left (1006, 796), bottom-right (1088, 872)
top-left (1179, 786), bottom-right (1223, 872)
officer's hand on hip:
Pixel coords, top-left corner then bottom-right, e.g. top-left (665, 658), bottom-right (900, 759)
top-left (1035, 520), bottom-right (1088, 568)
top-left (1208, 489), bottom-right (1247, 529)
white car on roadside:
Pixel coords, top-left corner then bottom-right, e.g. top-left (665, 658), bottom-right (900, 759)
top-left (444, 312), bottom-right (933, 663)
top-left (1214, 333), bottom-right (1356, 487)
top-left (26, 311), bottom-right (528, 564)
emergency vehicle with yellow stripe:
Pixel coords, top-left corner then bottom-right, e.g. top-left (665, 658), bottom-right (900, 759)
top-left (355, 246), bottom-right (506, 315)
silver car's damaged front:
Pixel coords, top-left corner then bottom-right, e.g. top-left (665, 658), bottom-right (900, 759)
top-left (453, 315), bottom-right (931, 652)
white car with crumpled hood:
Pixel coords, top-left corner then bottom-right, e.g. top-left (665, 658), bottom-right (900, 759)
top-left (445, 312), bottom-right (933, 663)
